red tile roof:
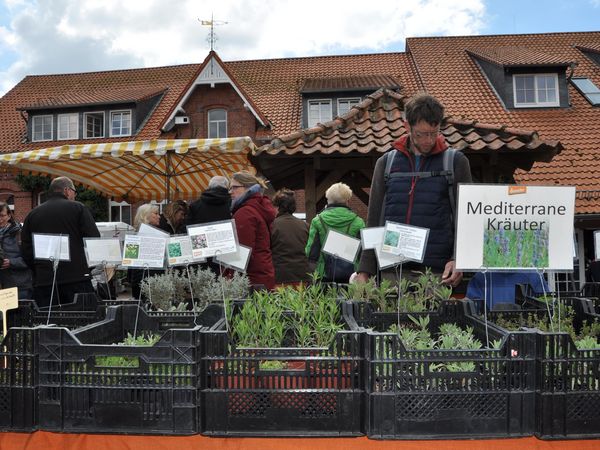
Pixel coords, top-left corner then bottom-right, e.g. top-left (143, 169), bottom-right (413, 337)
top-left (0, 64), bottom-right (200, 151)
top-left (406, 32), bottom-right (600, 213)
top-left (300, 75), bottom-right (401, 93)
top-left (466, 47), bottom-right (573, 67)
top-left (257, 88), bottom-right (561, 164)
top-left (226, 52), bottom-right (420, 139)
top-left (18, 85), bottom-right (166, 110)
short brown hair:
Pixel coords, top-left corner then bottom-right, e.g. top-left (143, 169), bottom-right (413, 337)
top-left (272, 188), bottom-right (296, 214)
top-left (403, 93), bottom-right (444, 127)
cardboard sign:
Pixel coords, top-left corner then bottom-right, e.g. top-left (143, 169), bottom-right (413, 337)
top-left (0, 287), bottom-right (18, 340)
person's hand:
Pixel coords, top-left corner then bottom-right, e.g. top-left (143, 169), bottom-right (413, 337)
top-left (352, 272), bottom-right (370, 284)
top-left (1, 259), bottom-right (10, 269)
top-left (441, 260), bottom-right (462, 287)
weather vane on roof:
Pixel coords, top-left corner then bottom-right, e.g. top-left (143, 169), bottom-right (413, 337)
top-left (199, 13), bottom-right (228, 51)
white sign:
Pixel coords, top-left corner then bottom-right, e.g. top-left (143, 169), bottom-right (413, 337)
top-left (380, 221), bottom-right (428, 263)
top-left (455, 184), bottom-right (576, 271)
top-left (321, 229), bottom-right (361, 264)
top-left (166, 234), bottom-right (206, 266)
top-left (33, 233), bottom-right (70, 261)
top-left (121, 234), bottom-right (167, 269)
top-left (215, 244), bottom-right (251, 272)
top-left (360, 227), bottom-right (385, 250)
top-left (138, 223), bottom-right (169, 237)
top-left (187, 220), bottom-right (238, 258)
top-left (84, 238), bottom-right (122, 266)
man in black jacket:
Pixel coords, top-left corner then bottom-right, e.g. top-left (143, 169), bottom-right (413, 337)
top-left (186, 175), bottom-right (232, 274)
top-left (21, 176), bottom-right (100, 307)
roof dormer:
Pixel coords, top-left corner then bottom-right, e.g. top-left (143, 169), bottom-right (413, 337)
top-left (467, 47), bottom-right (573, 109)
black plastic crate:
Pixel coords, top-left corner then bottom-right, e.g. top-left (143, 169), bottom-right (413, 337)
top-left (469, 297), bottom-right (600, 439)
top-left (200, 325), bottom-right (364, 436)
top-left (0, 327), bottom-right (38, 432)
top-left (344, 300), bottom-right (536, 439)
top-left (37, 303), bottom-right (222, 435)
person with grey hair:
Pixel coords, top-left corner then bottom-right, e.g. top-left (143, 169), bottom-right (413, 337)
top-left (305, 182), bottom-right (365, 282)
top-left (186, 175), bottom-right (232, 226)
top-left (21, 176), bottom-right (100, 307)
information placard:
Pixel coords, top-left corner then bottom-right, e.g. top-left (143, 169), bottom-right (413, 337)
top-left (455, 184), bottom-right (576, 271)
top-left (187, 220), bottom-right (238, 258)
top-left (380, 221), bottom-right (428, 263)
top-left (215, 244), bottom-right (251, 272)
top-left (33, 233), bottom-right (70, 261)
top-left (167, 234), bottom-right (206, 266)
top-left (321, 229), bottom-right (361, 263)
top-left (84, 238), bottom-right (122, 266)
top-left (121, 234), bottom-right (167, 269)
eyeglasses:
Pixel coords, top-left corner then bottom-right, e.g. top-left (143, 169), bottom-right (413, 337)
top-left (411, 129), bottom-right (440, 140)
top-left (66, 187), bottom-right (76, 193)
top-left (229, 185), bottom-right (244, 191)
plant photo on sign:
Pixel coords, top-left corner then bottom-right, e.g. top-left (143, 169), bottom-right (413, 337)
top-left (483, 226), bottom-right (549, 268)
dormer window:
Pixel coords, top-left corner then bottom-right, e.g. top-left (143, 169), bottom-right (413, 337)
top-left (57, 113), bottom-right (79, 140)
top-left (307, 100), bottom-right (332, 128)
top-left (110, 110), bottom-right (131, 137)
top-left (337, 98), bottom-right (361, 116)
top-left (32, 115), bottom-right (53, 142)
top-left (513, 74), bottom-right (559, 107)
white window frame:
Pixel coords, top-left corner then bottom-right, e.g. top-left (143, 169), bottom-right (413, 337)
top-left (84, 111), bottom-right (105, 139)
top-left (31, 115), bottom-right (53, 142)
top-left (109, 109), bottom-right (132, 137)
top-left (109, 200), bottom-right (132, 224)
top-left (307, 99), bottom-right (332, 127)
top-left (513, 73), bottom-right (560, 108)
top-left (208, 108), bottom-right (227, 139)
top-left (57, 113), bottom-right (79, 141)
top-left (337, 97), bottom-right (361, 116)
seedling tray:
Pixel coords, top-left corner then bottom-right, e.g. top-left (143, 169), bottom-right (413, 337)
top-left (344, 300), bottom-right (536, 439)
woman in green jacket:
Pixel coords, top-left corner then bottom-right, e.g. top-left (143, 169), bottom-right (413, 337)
top-left (305, 182), bottom-right (365, 282)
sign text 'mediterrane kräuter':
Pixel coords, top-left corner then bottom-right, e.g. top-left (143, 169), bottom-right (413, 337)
top-left (467, 201), bottom-right (567, 231)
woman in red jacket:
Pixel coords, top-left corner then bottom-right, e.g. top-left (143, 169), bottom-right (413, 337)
top-left (229, 172), bottom-right (276, 290)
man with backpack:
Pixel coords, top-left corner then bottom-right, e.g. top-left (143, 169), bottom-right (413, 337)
top-left (306, 182), bottom-right (365, 283)
top-left (355, 93), bottom-right (472, 286)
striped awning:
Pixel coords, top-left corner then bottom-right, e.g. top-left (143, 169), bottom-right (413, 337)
top-left (0, 137), bottom-right (257, 201)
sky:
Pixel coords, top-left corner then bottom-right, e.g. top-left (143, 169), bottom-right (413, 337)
top-left (0, 0), bottom-right (598, 95)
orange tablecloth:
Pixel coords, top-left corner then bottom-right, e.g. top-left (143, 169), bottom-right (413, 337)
top-left (2, 433), bottom-right (600, 450)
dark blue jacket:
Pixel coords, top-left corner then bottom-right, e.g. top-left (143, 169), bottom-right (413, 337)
top-left (384, 147), bottom-right (454, 271)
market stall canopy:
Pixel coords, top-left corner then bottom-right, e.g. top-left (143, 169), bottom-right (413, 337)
top-left (0, 137), bottom-right (257, 201)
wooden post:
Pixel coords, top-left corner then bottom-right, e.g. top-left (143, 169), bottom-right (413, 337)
top-left (304, 159), bottom-right (316, 222)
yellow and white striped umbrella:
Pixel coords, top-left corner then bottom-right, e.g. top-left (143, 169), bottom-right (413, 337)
top-left (0, 137), bottom-right (257, 201)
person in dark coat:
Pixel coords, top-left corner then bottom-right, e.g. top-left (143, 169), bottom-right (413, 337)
top-left (0, 202), bottom-right (32, 299)
top-left (21, 177), bottom-right (100, 307)
top-left (270, 189), bottom-right (310, 284)
top-left (230, 172), bottom-right (276, 290)
top-left (187, 176), bottom-right (232, 275)
top-left (158, 200), bottom-right (188, 235)
top-left (187, 176), bottom-right (232, 225)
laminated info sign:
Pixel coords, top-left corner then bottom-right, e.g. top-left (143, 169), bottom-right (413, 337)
top-left (122, 234), bottom-right (167, 269)
top-left (187, 220), bottom-right (238, 258)
top-left (455, 184), bottom-right (576, 271)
